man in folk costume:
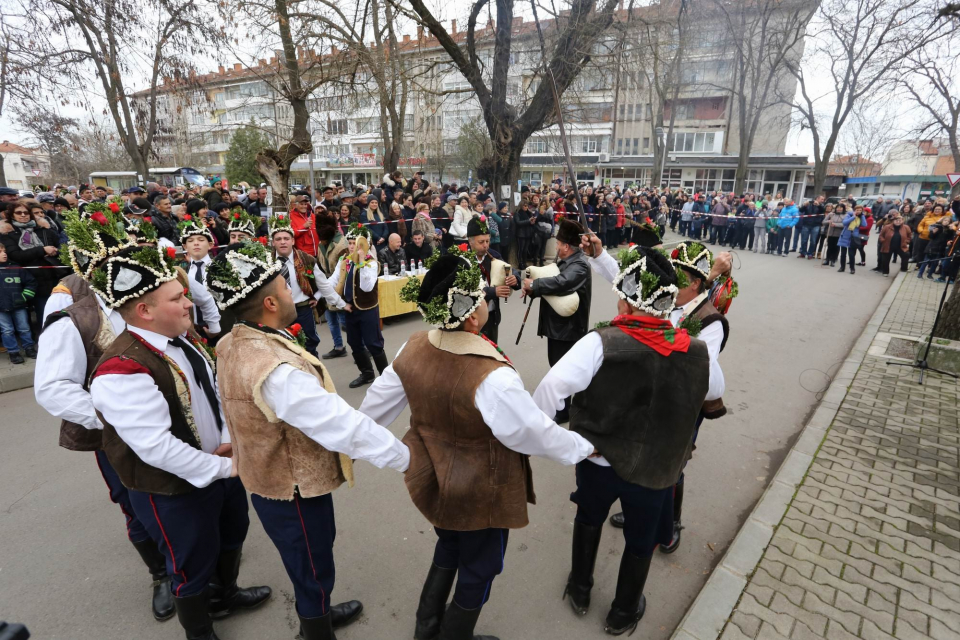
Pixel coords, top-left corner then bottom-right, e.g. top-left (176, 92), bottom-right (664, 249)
top-left (580, 237), bottom-right (733, 553)
top-left (533, 246), bottom-right (710, 636)
top-left (328, 222), bottom-right (386, 388)
top-left (88, 244), bottom-right (271, 640)
top-left (179, 215), bottom-right (223, 342)
top-left (359, 248), bottom-right (595, 640)
top-left (269, 213), bottom-right (351, 358)
top-left (520, 217), bottom-right (592, 424)
top-left (208, 242), bottom-right (409, 640)
top-left (465, 215), bottom-right (519, 345)
top-left (35, 206), bottom-right (178, 622)
top-left (227, 209), bottom-right (257, 243)
top-left (314, 213), bottom-right (350, 360)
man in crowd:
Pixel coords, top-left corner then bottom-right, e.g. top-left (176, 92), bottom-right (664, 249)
top-left (404, 229), bottom-right (433, 265)
top-left (798, 196), bottom-right (825, 260)
top-left (379, 232), bottom-right (407, 275)
top-left (151, 195), bottom-right (179, 243)
top-left (466, 216), bottom-right (518, 344)
top-left (521, 218), bottom-right (592, 424)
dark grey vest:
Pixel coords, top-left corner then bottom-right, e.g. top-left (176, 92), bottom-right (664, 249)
top-left (570, 326), bottom-right (710, 489)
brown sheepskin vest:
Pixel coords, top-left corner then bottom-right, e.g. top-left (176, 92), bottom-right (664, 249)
top-left (691, 298), bottom-right (730, 419)
top-left (392, 330), bottom-right (535, 531)
top-left (215, 323), bottom-right (354, 500)
top-left (42, 283), bottom-right (116, 452)
top-left (95, 330), bottom-right (204, 496)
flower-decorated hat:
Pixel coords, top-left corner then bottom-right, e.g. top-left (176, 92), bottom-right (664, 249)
top-left (227, 209), bottom-right (258, 237)
top-left (268, 212), bottom-right (294, 238)
top-left (466, 215), bottom-right (488, 237)
top-left (400, 245), bottom-right (483, 329)
top-left (88, 244), bottom-right (180, 309)
top-left (345, 220), bottom-right (372, 241)
top-left (125, 215), bottom-right (159, 245)
top-left (178, 215), bottom-right (214, 244)
top-left (670, 241), bottom-right (713, 281)
top-left (206, 241), bottom-right (284, 310)
top-left (60, 202), bottom-right (135, 280)
top-left (632, 221), bottom-right (664, 248)
top-left (612, 245), bottom-right (679, 319)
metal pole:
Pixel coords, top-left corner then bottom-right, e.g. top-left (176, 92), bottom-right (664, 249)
top-left (529, 0), bottom-right (590, 232)
top-left (657, 127), bottom-right (668, 188)
top-left (308, 121), bottom-right (316, 206)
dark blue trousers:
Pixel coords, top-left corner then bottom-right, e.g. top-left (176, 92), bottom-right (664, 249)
top-left (94, 450), bottom-right (150, 543)
top-left (250, 492), bottom-right (336, 618)
top-left (295, 303), bottom-right (322, 357)
top-left (433, 527), bottom-right (508, 609)
top-left (128, 477), bottom-right (249, 598)
top-left (571, 461), bottom-right (674, 558)
top-left (345, 307), bottom-right (384, 357)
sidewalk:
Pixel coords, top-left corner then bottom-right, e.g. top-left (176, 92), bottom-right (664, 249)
top-left (674, 272), bottom-right (960, 640)
top-left (0, 351), bottom-right (35, 393)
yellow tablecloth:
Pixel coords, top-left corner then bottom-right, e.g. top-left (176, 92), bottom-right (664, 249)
top-left (378, 275), bottom-right (424, 318)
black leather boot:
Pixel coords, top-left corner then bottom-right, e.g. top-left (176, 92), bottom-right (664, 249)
top-left (298, 611), bottom-right (336, 640)
top-left (330, 600), bottom-right (363, 629)
top-left (609, 512), bottom-right (625, 528)
top-left (132, 538), bottom-right (175, 621)
top-left (175, 591), bottom-right (220, 640)
top-left (208, 547), bottom-right (272, 619)
top-left (661, 480), bottom-right (685, 555)
top-left (372, 350), bottom-right (389, 375)
top-left (438, 602), bottom-right (498, 640)
top-left (414, 563), bottom-right (457, 640)
top-left (348, 351), bottom-right (375, 388)
top-left (604, 552), bottom-right (652, 636)
top-left (564, 521), bottom-right (602, 615)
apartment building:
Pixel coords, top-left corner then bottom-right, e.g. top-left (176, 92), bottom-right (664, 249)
top-left (0, 141), bottom-right (51, 190)
top-left (148, 2), bottom-right (810, 196)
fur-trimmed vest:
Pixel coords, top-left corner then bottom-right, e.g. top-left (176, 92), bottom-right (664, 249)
top-left (690, 297), bottom-right (730, 419)
top-left (215, 323), bottom-right (354, 500)
top-left (392, 330), bottom-right (536, 531)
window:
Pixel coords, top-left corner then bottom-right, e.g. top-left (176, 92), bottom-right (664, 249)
top-left (619, 104), bottom-right (625, 120)
top-left (670, 132), bottom-right (718, 153)
top-left (520, 171), bottom-right (543, 187)
top-left (526, 139), bottom-right (547, 154)
top-left (642, 137), bottom-right (650, 151)
top-left (627, 104), bottom-right (634, 120)
top-left (663, 168), bottom-right (682, 189)
top-left (580, 139), bottom-right (599, 153)
top-left (327, 119), bottom-right (348, 135)
top-left (632, 138), bottom-right (639, 155)
top-left (617, 138), bottom-right (623, 155)
top-left (645, 103), bottom-right (652, 119)
top-left (675, 102), bottom-right (694, 120)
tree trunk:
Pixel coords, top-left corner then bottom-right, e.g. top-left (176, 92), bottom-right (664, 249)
top-left (934, 280), bottom-right (960, 341)
top-left (255, 150), bottom-right (291, 211)
top-left (812, 160), bottom-right (829, 198)
top-left (382, 145), bottom-right (399, 175)
top-left (0, 153), bottom-right (6, 186)
top-left (478, 134), bottom-right (523, 213)
top-left (734, 146), bottom-right (749, 194)
top-left (132, 153), bottom-right (150, 186)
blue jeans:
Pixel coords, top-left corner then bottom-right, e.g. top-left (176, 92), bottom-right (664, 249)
top-left (0, 308), bottom-right (34, 352)
top-left (777, 227), bottom-right (793, 254)
top-left (799, 226), bottom-right (819, 256)
top-left (324, 309), bottom-right (346, 350)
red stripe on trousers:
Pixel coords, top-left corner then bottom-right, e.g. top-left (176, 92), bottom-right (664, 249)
top-left (294, 493), bottom-right (327, 615)
top-left (94, 452), bottom-right (135, 541)
top-left (149, 495), bottom-right (188, 596)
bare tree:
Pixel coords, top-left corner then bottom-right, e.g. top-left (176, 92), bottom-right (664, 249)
top-left (833, 101), bottom-right (903, 177)
top-left (398, 0), bottom-right (620, 203)
top-left (785, 0), bottom-right (944, 195)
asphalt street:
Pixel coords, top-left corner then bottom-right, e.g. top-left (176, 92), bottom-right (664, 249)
top-left (0, 232), bottom-right (893, 640)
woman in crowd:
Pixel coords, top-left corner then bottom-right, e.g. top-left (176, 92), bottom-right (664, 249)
top-left (364, 196), bottom-right (389, 249)
top-left (496, 200), bottom-right (512, 261)
top-left (877, 212), bottom-right (911, 277)
top-left (856, 208), bottom-right (875, 267)
top-left (821, 203), bottom-right (846, 267)
top-left (387, 201), bottom-right (408, 241)
top-left (837, 205), bottom-right (864, 274)
top-left (893, 204), bottom-right (916, 266)
top-left (918, 209), bottom-right (955, 280)
top-left (483, 202), bottom-right (503, 256)
top-left (814, 203), bottom-right (833, 259)
top-left (450, 194), bottom-right (472, 241)
top-left (411, 203), bottom-right (439, 251)
top-left (0, 201), bottom-right (62, 325)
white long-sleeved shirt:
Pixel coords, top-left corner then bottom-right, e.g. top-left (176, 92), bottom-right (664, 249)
top-left (258, 364), bottom-right (409, 472)
top-left (35, 294), bottom-right (125, 430)
top-left (587, 249), bottom-right (725, 400)
top-left (277, 252), bottom-right (346, 308)
top-left (90, 325), bottom-right (232, 488)
top-left (187, 256), bottom-right (222, 334)
top-left (329, 253), bottom-right (378, 294)
top-left (359, 342), bottom-right (594, 466)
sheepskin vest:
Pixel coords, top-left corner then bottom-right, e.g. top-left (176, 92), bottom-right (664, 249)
top-left (571, 327), bottom-right (710, 489)
top-left (215, 323), bottom-right (354, 500)
top-left (392, 330), bottom-right (535, 531)
top-left (690, 298), bottom-right (730, 419)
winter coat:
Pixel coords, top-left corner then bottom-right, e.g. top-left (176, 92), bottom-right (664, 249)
top-left (753, 209), bottom-right (767, 229)
top-left (765, 216), bottom-right (780, 233)
top-left (0, 261), bottom-right (37, 312)
top-left (926, 223), bottom-right (954, 256)
top-left (858, 215), bottom-right (874, 247)
top-left (917, 212), bottom-right (941, 240)
top-left (821, 212), bottom-right (846, 238)
top-left (450, 206), bottom-right (473, 239)
top-left (0, 221), bottom-right (63, 296)
top-left (878, 223), bottom-right (911, 254)
top-left (778, 205), bottom-right (800, 229)
top-left (363, 206), bottom-right (389, 246)
top-left (838, 213), bottom-right (862, 248)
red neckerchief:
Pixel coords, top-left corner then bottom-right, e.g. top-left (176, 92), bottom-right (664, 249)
top-left (610, 314), bottom-right (690, 356)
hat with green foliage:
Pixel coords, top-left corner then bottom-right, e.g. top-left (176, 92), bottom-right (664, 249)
top-left (400, 244), bottom-right (483, 329)
top-left (612, 245), bottom-right (679, 318)
top-left (89, 244), bottom-right (180, 309)
top-left (125, 215), bottom-right (159, 245)
top-left (206, 241), bottom-right (284, 310)
top-left (227, 208), bottom-right (257, 237)
top-left (60, 202), bottom-right (135, 280)
top-left (344, 220), bottom-right (372, 241)
top-left (268, 212), bottom-right (294, 238)
top-left (178, 215), bottom-right (214, 244)
top-left (670, 241), bottom-right (713, 281)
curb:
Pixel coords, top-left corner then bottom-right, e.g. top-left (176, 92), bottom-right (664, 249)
top-left (0, 360), bottom-right (36, 394)
top-left (670, 270), bottom-right (906, 640)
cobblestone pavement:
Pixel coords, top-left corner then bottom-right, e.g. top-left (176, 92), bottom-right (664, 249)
top-left (721, 274), bottom-right (960, 640)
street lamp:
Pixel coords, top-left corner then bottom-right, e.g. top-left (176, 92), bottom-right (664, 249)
top-left (655, 126), bottom-right (668, 188)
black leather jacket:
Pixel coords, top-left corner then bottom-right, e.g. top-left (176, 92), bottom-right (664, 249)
top-left (530, 249), bottom-right (592, 342)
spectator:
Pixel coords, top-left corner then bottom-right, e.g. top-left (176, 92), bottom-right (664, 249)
top-left (680, 196), bottom-right (695, 237)
top-left (856, 209), bottom-right (874, 266)
top-left (913, 203), bottom-right (942, 264)
top-left (752, 202), bottom-right (767, 253)
top-left (386, 201), bottom-right (408, 241)
top-left (0, 243), bottom-right (37, 363)
top-left (918, 211), bottom-right (954, 280)
top-left (877, 213), bottom-right (911, 277)
top-left (496, 201), bottom-right (513, 261)
top-left (404, 229), bottom-right (432, 264)
top-left (690, 193), bottom-right (710, 239)
top-left (821, 203), bottom-right (846, 267)
top-left (486, 202), bottom-right (503, 256)
top-left (378, 232), bottom-right (407, 275)
top-left (290, 195), bottom-right (319, 257)
top-left (450, 195), bottom-right (473, 241)
top-left (0, 201), bottom-right (61, 325)
top-left (776, 199), bottom-right (800, 256)
top-left (765, 207), bottom-right (780, 254)
top-left (150, 195), bottom-right (178, 242)
top-left (798, 197), bottom-right (824, 259)
top-left (363, 197), bottom-right (388, 249)
top-left (837, 206), bottom-right (864, 274)
top-left (514, 199), bottom-right (535, 269)
top-left (814, 203), bottom-right (833, 259)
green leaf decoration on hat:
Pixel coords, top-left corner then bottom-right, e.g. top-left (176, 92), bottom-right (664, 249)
top-left (269, 212), bottom-right (293, 236)
top-left (61, 206), bottom-right (128, 254)
top-left (131, 217), bottom-right (159, 244)
top-left (345, 220), bottom-right (372, 240)
top-left (227, 209), bottom-right (258, 234)
top-left (207, 240), bottom-right (273, 292)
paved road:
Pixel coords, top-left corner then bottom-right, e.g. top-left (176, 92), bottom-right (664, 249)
top-left (0, 233), bottom-right (892, 640)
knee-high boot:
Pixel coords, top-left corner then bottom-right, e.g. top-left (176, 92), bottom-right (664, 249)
top-left (660, 477), bottom-right (685, 555)
top-left (131, 538), bottom-right (175, 621)
top-left (564, 521), bottom-right (603, 615)
top-left (414, 563), bottom-right (457, 640)
top-left (604, 552), bottom-right (652, 636)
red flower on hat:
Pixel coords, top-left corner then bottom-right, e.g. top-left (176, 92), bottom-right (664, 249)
top-left (357, 223), bottom-right (364, 228)
top-left (143, 216), bottom-right (152, 223)
top-left (184, 214), bottom-right (192, 221)
top-left (671, 248), bottom-right (679, 259)
top-left (288, 323), bottom-right (302, 337)
top-left (90, 211), bottom-right (108, 226)
top-left (480, 215), bottom-right (486, 222)
top-left (233, 212), bottom-right (241, 219)
top-left (108, 202), bottom-right (120, 213)
top-left (277, 214), bottom-right (285, 220)
top-left (629, 242), bottom-right (636, 247)
top-left (458, 243), bottom-right (468, 251)
top-left (166, 247), bottom-right (177, 259)
top-left (256, 236), bottom-right (268, 245)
